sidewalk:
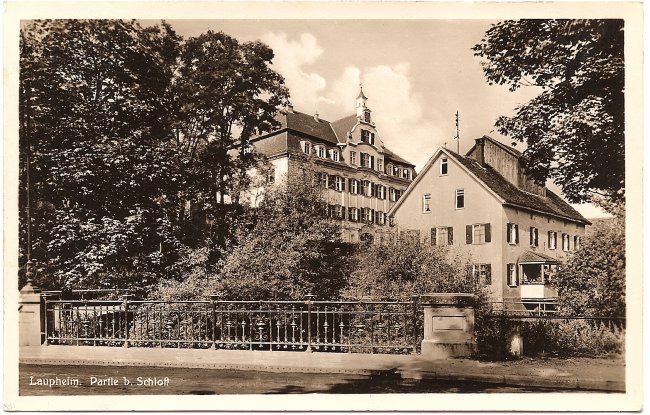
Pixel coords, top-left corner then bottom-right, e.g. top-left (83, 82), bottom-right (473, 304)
top-left (20, 345), bottom-right (625, 392)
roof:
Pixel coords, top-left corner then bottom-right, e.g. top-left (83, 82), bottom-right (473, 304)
top-left (330, 114), bottom-right (357, 143)
top-left (260, 108), bottom-right (415, 167)
top-left (389, 146), bottom-right (590, 225)
top-left (468, 135), bottom-right (527, 161)
top-left (279, 110), bottom-right (340, 145)
top-left (450, 152), bottom-right (589, 224)
top-left (383, 147), bottom-right (415, 167)
top-left (518, 250), bottom-right (560, 264)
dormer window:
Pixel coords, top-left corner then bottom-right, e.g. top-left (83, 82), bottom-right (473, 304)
top-left (329, 149), bottom-right (340, 161)
top-left (440, 157), bottom-right (448, 175)
top-left (302, 141), bottom-right (311, 154)
top-left (386, 163), bottom-right (393, 175)
top-left (393, 166), bottom-right (401, 177)
top-left (317, 146), bottom-right (326, 158)
top-left (402, 168), bottom-right (411, 180)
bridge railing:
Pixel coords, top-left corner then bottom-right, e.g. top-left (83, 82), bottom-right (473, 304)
top-left (44, 296), bottom-right (421, 354)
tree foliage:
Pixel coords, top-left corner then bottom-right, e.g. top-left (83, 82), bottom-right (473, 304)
top-left (19, 20), bottom-right (288, 292)
top-left (554, 210), bottom-right (625, 317)
top-left (473, 20), bottom-right (624, 203)
top-left (343, 237), bottom-right (481, 301)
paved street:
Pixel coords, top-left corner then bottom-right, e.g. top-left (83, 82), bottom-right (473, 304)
top-left (20, 364), bottom-right (577, 395)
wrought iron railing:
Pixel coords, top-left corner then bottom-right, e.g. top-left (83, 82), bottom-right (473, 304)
top-left (44, 296), bottom-right (421, 354)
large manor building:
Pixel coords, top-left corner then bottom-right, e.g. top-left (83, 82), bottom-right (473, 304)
top-left (389, 136), bottom-right (590, 310)
top-left (250, 88), bottom-right (416, 243)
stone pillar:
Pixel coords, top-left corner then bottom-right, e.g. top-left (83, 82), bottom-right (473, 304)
top-left (19, 277), bottom-right (44, 346)
top-left (420, 293), bottom-right (476, 359)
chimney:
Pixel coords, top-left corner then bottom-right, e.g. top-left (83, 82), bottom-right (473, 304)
top-left (476, 138), bottom-right (486, 167)
top-left (313, 112), bottom-right (319, 122)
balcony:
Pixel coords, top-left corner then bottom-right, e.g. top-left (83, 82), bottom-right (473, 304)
top-left (520, 283), bottom-right (558, 300)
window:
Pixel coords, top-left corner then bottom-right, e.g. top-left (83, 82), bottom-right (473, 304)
top-left (389, 187), bottom-right (396, 202)
top-left (422, 193), bottom-right (432, 213)
top-left (319, 173), bottom-right (328, 189)
top-left (455, 189), bottom-right (465, 209)
top-left (335, 176), bottom-right (345, 192)
top-left (364, 208), bottom-right (375, 223)
top-left (395, 189), bottom-right (402, 201)
top-left (266, 168), bottom-right (275, 184)
top-left (330, 149), bottom-right (340, 161)
top-left (574, 235), bottom-right (581, 250)
top-left (548, 231), bottom-right (557, 250)
top-left (386, 163), bottom-right (393, 176)
top-left (302, 141), bottom-right (311, 154)
top-left (330, 205), bottom-right (345, 220)
top-left (360, 153), bottom-right (368, 168)
top-left (350, 151), bottom-right (357, 165)
top-left (364, 109), bottom-right (371, 123)
top-left (377, 185), bottom-right (386, 200)
top-left (377, 158), bottom-right (383, 173)
top-left (529, 227), bottom-right (539, 247)
top-left (317, 146), bottom-right (326, 158)
top-left (507, 223), bottom-right (519, 245)
top-left (466, 223), bottom-right (491, 244)
top-left (393, 166), bottom-right (401, 177)
top-left (440, 157), bottom-right (448, 175)
top-left (562, 233), bottom-right (570, 251)
top-left (376, 211), bottom-right (386, 225)
top-left (361, 130), bottom-right (375, 145)
top-left (349, 178), bottom-right (359, 194)
top-left (471, 264), bottom-right (492, 285)
top-left (362, 180), bottom-right (371, 196)
top-left (348, 207), bottom-right (359, 222)
top-left (402, 168), bottom-right (411, 180)
top-left (507, 263), bottom-right (518, 287)
top-left (431, 226), bottom-right (453, 246)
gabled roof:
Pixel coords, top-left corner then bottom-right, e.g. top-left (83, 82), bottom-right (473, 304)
top-left (389, 146), bottom-right (590, 225)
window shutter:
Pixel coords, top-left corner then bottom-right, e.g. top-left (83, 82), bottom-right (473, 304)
top-left (529, 227), bottom-right (533, 245)
top-left (348, 207), bottom-right (353, 221)
top-left (341, 179), bottom-right (346, 192)
top-left (548, 231), bottom-right (552, 246)
top-left (348, 178), bottom-right (353, 193)
top-left (466, 225), bottom-right (472, 244)
top-left (448, 227), bottom-right (454, 245)
top-left (431, 228), bottom-right (437, 245)
top-left (485, 223), bottom-right (491, 243)
top-left (370, 156), bottom-right (375, 170)
top-left (506, 223), bottom-right (512, 243)
top-left (485, 264), bottom-right (492, 285)
top-left (515, 224), bottom-right (519, 244)
top-left (371, 183), bottom-right (376, 197)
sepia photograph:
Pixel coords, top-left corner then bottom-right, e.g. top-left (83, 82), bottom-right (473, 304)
top-left (4, 1), bottom-right (644, 411)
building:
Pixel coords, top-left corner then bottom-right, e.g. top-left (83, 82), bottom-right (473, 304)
top-left (250, 88), bottom-right (416, 243)
top-left (388, 135), bottom-right (590, 310)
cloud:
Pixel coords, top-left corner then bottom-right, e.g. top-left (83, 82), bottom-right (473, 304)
top-left (260, 32), bottom-right (327, 110)
top-left (263, 32), bottom-right (449, 170)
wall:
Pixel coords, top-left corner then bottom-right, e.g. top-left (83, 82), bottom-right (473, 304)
top-left (392, 151), bottom-right (505, 300)
top-left (501, 206), bottom-right (586, 302)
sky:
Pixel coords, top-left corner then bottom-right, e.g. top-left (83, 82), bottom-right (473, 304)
top-left (149, 19), bottom-right (609, 218)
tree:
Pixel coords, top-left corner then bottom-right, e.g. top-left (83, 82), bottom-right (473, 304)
top-left (473, 20), bottom-right (624, 204)
top-left (554, 212), bottom-right (625, 317)
top-left (343, 236), bottom-right (480, 301)
top-left (172, 31), bottom-right (289, 254)
top-left (20, 20), bottom-right (184, 292)
top-left (153, 161), bottom-right (350, 301)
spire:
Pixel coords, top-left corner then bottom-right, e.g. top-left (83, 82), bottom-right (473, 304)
top-left (357, 83), bottom-right (368, 100)
top-left (356, 83), bottom-right (370, 121)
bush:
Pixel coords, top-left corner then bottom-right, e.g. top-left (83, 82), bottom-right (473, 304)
top-left (475, 317), bottom-right (624, 360)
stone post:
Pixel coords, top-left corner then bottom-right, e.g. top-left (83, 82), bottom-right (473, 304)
top-left (420, 293), bottom-right (476, 359)
top-left (19, 264), bottom-right (44, 346)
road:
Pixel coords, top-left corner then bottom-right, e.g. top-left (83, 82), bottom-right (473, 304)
top-left (19, 364), bottom-right (579, 395)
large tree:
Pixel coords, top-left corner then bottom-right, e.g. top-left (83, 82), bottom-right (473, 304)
top-left (473, 20), bottom-right (624, 204)
top-left (172, 31), bottom-right (289, 253)
top-left (20, 20), bottom-right (184, 291)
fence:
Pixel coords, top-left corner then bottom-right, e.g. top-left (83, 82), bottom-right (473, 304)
top-left (44, 295), bottom-right (421, 354)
